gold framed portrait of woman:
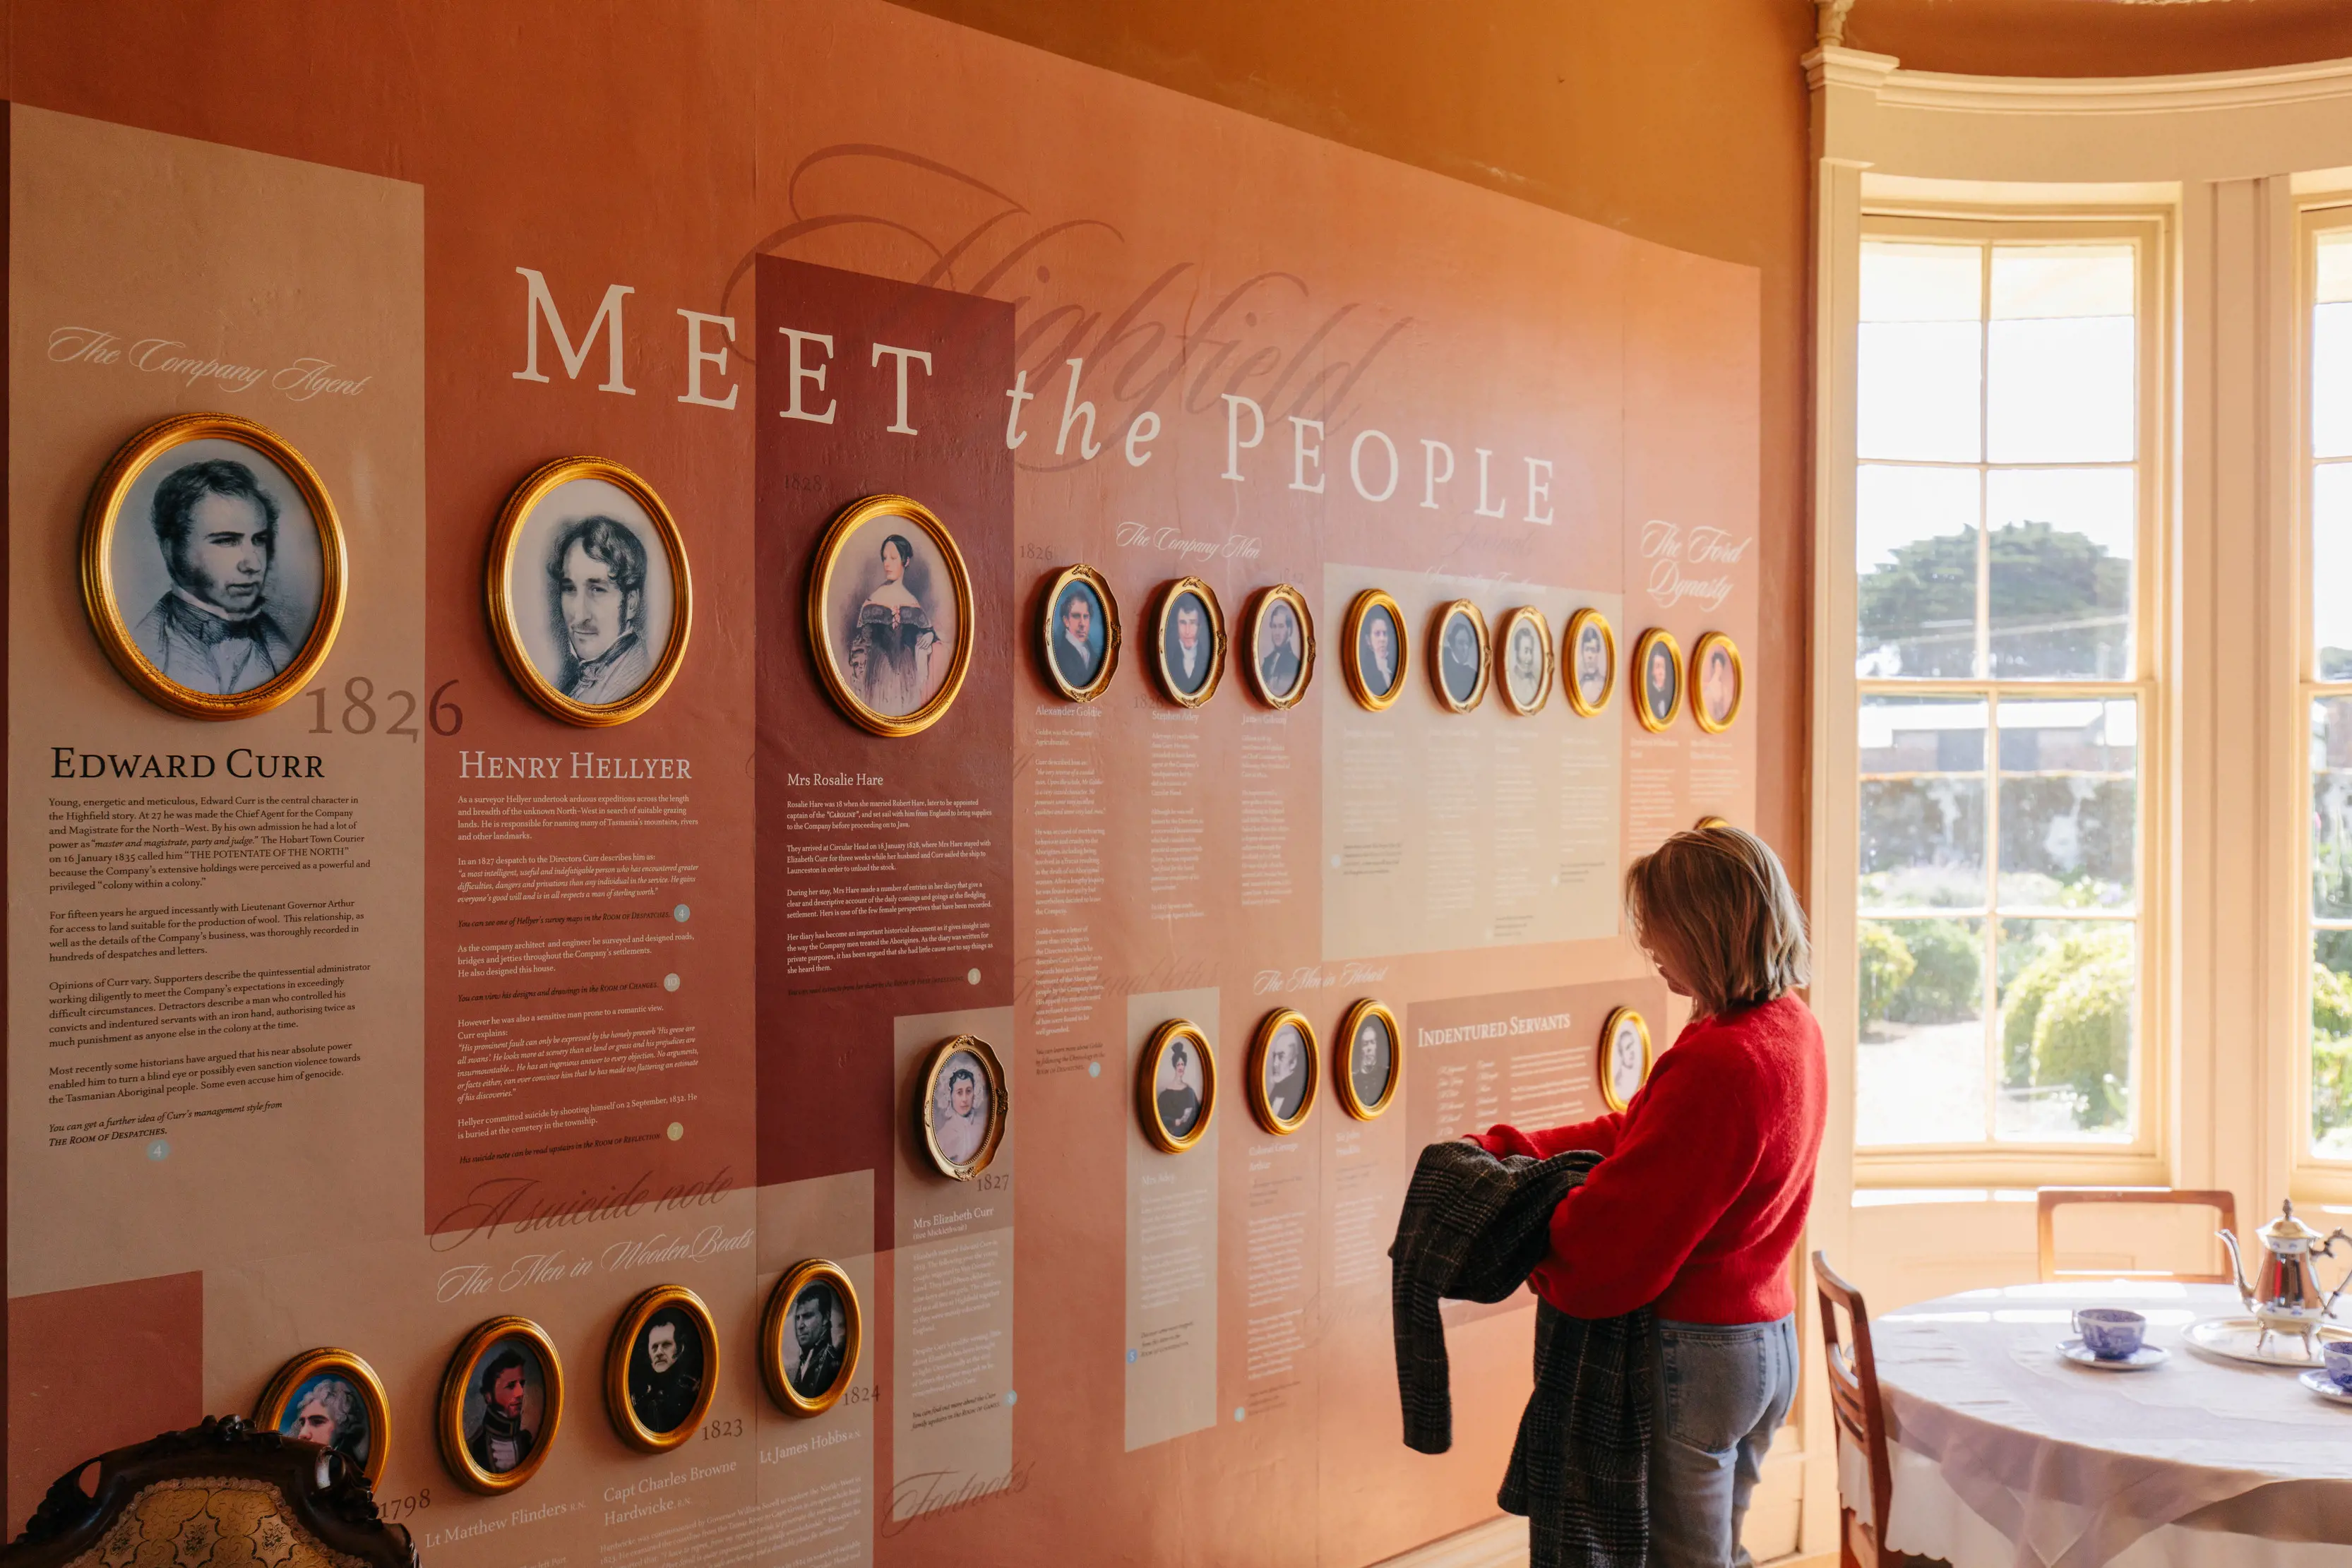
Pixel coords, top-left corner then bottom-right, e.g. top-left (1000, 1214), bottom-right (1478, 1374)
top-left (1138, 1018), bottom-right (1217, 1152)
top-left (254, 1347), bottom-right (390, 1485)
top-left (1039, 563), bottom-right (1119, 703)
top-left (1632, 628), bottom-right (1684, 734)
top-left (1599, 1005), bottom-right (1655, 1113)
top-left (1335, 1000), bottom-right (1402, 1120)
top-left (1342, 588), bottom-right (1409, 711)
top-left (762, 1259), bottom-right (863, 1418)
top-left (603, 1284), bottom-right (719, 1454)
top-left (80, 412), bottom-right (347, 720)
top-left (1151, 577), bottom-right (1226, 707)
top-left (917, 1034), bottom-right (1008, 1180)
top-left (1428, 600), bottom-right (1491, 713)
top-left (809, 493), bottom-right (974, 737)
top-left (1246, 1007), bottom-right (1320, 1135)
top-left (437, 1316), bottom-right (563, 1495)
top-left (1243, 584), bottom-right (1315, 710)
top-left (1494, 606), bottom-right (1553, 717)
top-left (1689, 630), bottom-right (1745, 734)
top-left (1562, 606), bottom-right (1617, 718)
top-left (486, 455), bottom-right (694, 727)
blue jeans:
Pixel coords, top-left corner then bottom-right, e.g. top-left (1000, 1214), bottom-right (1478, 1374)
top-left (1649, 1315), bottom-right (1798, 1568)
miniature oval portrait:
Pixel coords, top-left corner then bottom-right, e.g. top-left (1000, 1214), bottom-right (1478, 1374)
top-left (82, 412), bottom-right (345, 719)
top-left (919, 1034), bottom-right (1008, 1180)
top-left (1431, 601), bottom-right (1491, 712)
top-left (489, 456), bottom-right (691, 726)
top-left (1041, 564), bottom-right (1118, 702)
top-left (1599, 1006), bottom-right (1654, 1113)
top-left (1140, 1019), bottom-right (1217, 1152)
top-left (1248, 1009), bottom-right (1320, 1135)
top-left (1337, 1000), bottom-right (1402, 1120)
top-left (1691, 630), bottom-right (1744, 733)
top-left (1563, 607), bottom-right (1617, 718)
top-left (605, 1285), bottom-right (718, 1452)
top-left (1152, 577), bottom-right (1225, 706)
top-left (438, 1317), bottom-right (562, 1494)
top-left (1343, 589), bottom-right (1409, 710)
top-left (1497, 606), bottom-right (1552, 716)
top-left (1633, 628), bottom-right (1684, 733)
top-left (763, 1260), bottom-right (862, 1417)
top-left (811, 493), bottom-right (972, 737)
top-left (255, 1348), bottom-right (390, 1484)
top-left (1246, 584), bottom-right (1315, 709)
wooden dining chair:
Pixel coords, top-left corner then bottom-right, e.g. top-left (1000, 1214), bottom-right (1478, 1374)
top-left (2035, 1187), bottom-right (2238, 1283)
top-left (1812, 1252), bottom-right (1946, 1568)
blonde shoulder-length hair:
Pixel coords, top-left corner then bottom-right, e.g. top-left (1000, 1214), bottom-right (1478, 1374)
top-left (1625, 825), bottom-right (1810, 1019)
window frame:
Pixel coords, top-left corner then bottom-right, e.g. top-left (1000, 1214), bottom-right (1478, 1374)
top-left (1845, 205), bottom-right (2173, 1189)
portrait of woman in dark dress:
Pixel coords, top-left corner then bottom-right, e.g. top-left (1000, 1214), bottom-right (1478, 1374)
top-left (847, 533), bottom-right (942, 718)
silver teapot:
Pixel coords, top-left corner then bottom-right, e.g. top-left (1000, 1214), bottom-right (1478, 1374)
top-left (2219, 1199), bottom-right (2352, 1358)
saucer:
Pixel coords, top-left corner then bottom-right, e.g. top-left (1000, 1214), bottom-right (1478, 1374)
top-left (2058, 1337), bottom-right (2167, 1371)
top-left (2298, 1370), bottom-right (2352, 1406)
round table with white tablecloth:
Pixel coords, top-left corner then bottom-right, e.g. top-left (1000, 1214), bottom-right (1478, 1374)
top-left (1846, 1281), bottom-right (2352, 1568)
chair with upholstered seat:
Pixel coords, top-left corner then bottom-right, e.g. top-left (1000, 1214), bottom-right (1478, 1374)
top-left (2035, 1187), bottom-right (2238, 1283)
top-left (1812, 1251), bottom-right (1949, 1568)
top-left (1, 1415), bottom-right (414, 1568)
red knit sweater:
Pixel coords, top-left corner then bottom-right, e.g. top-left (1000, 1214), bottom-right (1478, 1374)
top-left (1471, 992), bottom-right (1825, 1324)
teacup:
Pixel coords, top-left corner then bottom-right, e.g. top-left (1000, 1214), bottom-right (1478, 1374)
top-left (2073, 1307), bottom-right (2147, 1361)
top-left (2324, 1339), bottom-right (2352, 1391)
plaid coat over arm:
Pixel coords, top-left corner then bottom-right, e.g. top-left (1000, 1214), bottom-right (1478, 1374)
top-left (1389, 1139), bottom-right (1653, 1568)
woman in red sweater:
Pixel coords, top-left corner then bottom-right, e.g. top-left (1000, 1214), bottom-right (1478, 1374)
top-left (1472, 825), bottom-right (1825, 1568)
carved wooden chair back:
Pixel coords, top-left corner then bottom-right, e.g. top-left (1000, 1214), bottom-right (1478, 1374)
top-left (2035, 1187), bottom-right (2238, 1283)
top-left (1813, 1250), bottom-right (1902, 1568)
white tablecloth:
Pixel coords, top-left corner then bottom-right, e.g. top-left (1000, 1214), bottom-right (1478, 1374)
top-left (1863, 1282), bottom-right (2352, 1568)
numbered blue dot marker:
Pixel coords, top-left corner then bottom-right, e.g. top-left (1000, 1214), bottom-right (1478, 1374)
top-left (1234, 1406), bottom-right (1247, 1423)
top-left (145, 1139), bottom-right (169, 1161)
top-left (1003, 1389), bottom-right (1018, 1406)
top-left (1087, 1061), bottom-right (1102, 1078)
top-left (1125, 1348), bottom-right (1138, 1365)
top-left (673, 903), bottom-right (691, 923)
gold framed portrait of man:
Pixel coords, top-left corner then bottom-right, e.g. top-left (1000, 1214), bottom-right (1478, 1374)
top-left (1243, 584), bottom-right (1315, 709)
top-left (1632, 628), bottom-right (1684, 734)
top-left (437, 1317), bottom-right (563, 1495)
top-left (1039, 563), bottom-right (1119, 702)
top-left (80, 412), bottom-right (347, 720)
top-left (1151, 577), bottom-right (1226, 707)
top-left (917, 1034), bottom-right (1008, 1180)
top-left (1138, 1018), bottom-right (1217, 1151)
top-left (809, 493), bottom-right (974, 737)
top-left (486, 455), bottom-right (694, 727)
top-left (1335, 1000), bottom-right (1402, 1120)
top-left (1562, 606), bottom-right (1617, 718)
top-left (1246, 1008), bottom-right (1320, 1135)
top-left (1495, 605), bottom-right (1553, 717)
top-left (1429, 600), bottom-right (1491, 713)
top-left (255, 1347), bottom-right (390, 1485)
top-left (762, 1259), bottom-right (863, 1418)
top-left (1599, 1005), bottom-right (1655, 1113)
top-left (1342, 588), bottom-right (1409, 711)
top-left (604, 1284), bottom-right (719, 1454)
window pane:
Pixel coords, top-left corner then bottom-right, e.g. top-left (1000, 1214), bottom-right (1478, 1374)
top-left (1987, 316), bottom-right (2135, 463)
top-left (2317, 465), bottom-right (2352, 680)
top-left (1995, 917), bottom-right (2136, 1142)
top-left (2312, 696), bottom-right (2352, 921)
top-left (1857, 465), bottom-right (1979, 678)
top-left (1986, 467), bottom-right (2134, 679)
top-left (1861, 695), bottom-right (1987, 911)
top-left (1998, 696), bottom-right (2137, 911)
top-left (2315, 228), bottom-right (2352, 459)
top-left (1860, 322), bottom-right (1983, 462)
top-left (1857, 916), bottom-right (1987, 1145)
top-left (1863, 241), bottom-right (1982, 322)
top-left (2314, 928), bottom-right (2352, 1159)
top-left (1990, 245), bottom-right (2134, 321)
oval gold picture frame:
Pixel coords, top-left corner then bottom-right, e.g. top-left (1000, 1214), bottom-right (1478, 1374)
top-left (1243, 584), bottom-right (1315, 710)
top-left (1695, 814), bottom-right (1731, 830)
top-left (1631, 628), bottom-right (1685, 734)
top-left (1150, 577), bottom-right (1226, 707)
top-left (253, 1346), bottom-right (391, 1485)
top-left (1039, 563), bottom-right (1120, 703)
top-left (1598, 1005), bottom-right (1656, 1114)
top-left (1689, 630), bottom-right (1745, 734)
top-left (486, 455), bottom-right (695, 727)
top-left (1342, 588), bottom-right (1410, 712)
top-left (1334, 1000), bottom-right (1402, 1120)
top-left (1493, 605), bottom-right (1553, 717)
top-left (1428, 600), bottom-right (1492, 714)
top-left (437, 1316), bottom-right (563, 1495)
top-left (80, 412), bottom-right (348, 721)
top-left (1246, 1007), bottom-right (1320, 1135)
top-left (1138, 1018), bottom-right (1217, 1152)
top-left (808, 493), bottom-right (974, 737)
top-left (917, 1034), bottom-right (1008, 1180)
top-left (1562, 606), bottom-right (1618, 719)
top-left (762, 1259), bottom-right (863, 1417)
top-left (603, 1283), bottom-right (720, 1454)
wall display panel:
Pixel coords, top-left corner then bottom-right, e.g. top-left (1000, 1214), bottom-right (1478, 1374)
top-left (1, 2), bottom-right (1760, 1565)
